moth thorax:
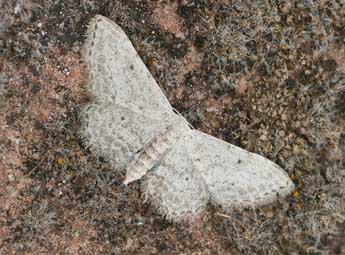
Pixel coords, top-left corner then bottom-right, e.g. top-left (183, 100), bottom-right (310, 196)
top-left (123, 124), bottom-right (182, 185)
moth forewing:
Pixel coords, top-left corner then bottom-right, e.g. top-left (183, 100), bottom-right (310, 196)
top-left (82, 15), bottom-right (295, 221)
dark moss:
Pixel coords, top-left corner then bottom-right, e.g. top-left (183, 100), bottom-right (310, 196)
top-left (6, 112), bottom-right (19, 126)
top-left (31, 83), bottom-right (41, 94)
top-left (178, 1), bottom-right (213, 31)
top-left (320, 58), bottom-right (337, 72)
top-left (194, 34), bottom-right (207, 48)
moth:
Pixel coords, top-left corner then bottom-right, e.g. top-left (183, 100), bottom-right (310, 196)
top-left (81, 15), bottom-right (295, 221)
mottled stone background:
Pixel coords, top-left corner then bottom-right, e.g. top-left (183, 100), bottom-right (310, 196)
top-left (1, 1), bottom-right (344, 254)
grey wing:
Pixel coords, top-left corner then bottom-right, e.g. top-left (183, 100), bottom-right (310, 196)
top-left (81, 103), bottom-right (169, 169)
top-left (81, 15), bottom-right (175, 170)
top-left (191, 130), bottom-right (294, 210)
top-left (141, 129), bottom-right (210, 221)
top-left (83, 15), bottom-right (172, 118)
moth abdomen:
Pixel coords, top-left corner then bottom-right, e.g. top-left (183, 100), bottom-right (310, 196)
top-left (124, 124), bottom-right (183, 185)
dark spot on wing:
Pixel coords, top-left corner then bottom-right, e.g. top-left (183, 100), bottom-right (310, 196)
top-left (238, 159), bottom-right (242, 164)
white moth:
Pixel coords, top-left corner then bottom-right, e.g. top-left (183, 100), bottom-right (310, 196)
top-left (81, 15), bottom-right (295, 221)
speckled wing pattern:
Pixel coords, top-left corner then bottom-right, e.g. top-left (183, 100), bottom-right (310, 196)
top-left (81, 15), bottom-right (174, 170)
top-left (142, 128), bottom-right (210, 221)
top-left (190, 131), bottom-right (295, 209)
top-left (83, 15), bottom-right (172, 115)
top-left (82, 15), bottom-right (295, 221)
